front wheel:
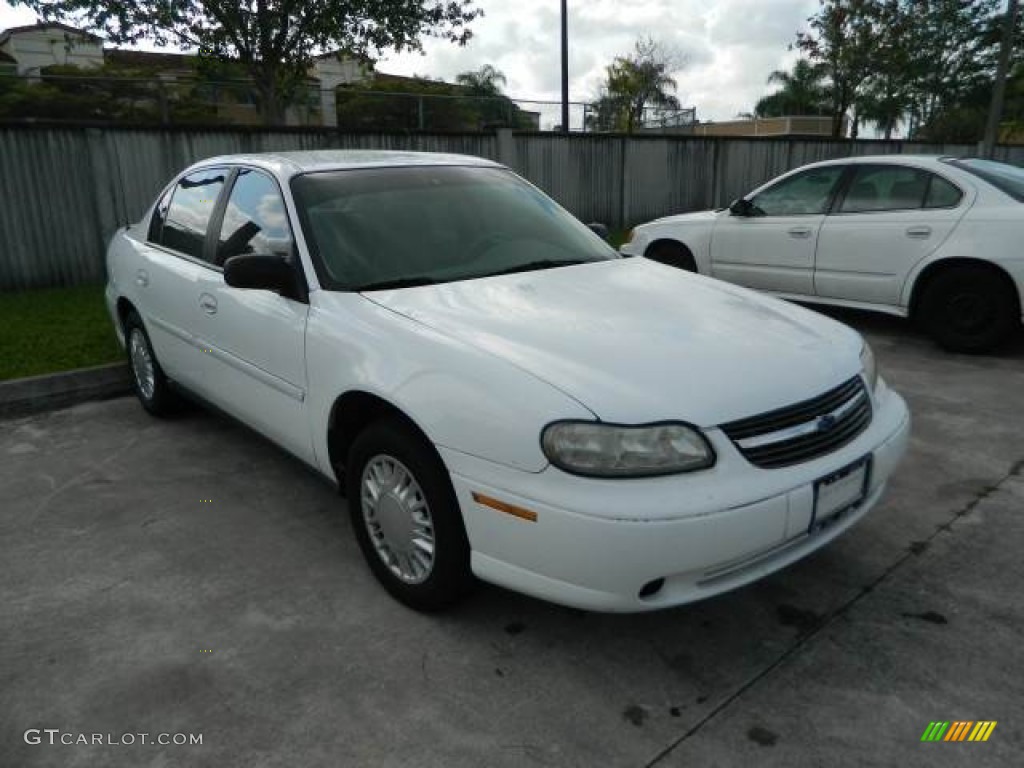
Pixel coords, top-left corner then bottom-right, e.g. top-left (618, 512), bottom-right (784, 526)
top-left (346, 418), bottom-right (473, 611)
top-left (124, 310), bottom-right (179, 416)
top-left (918, 267), bottom-right (1018, 353)
top-left (644, 241), bottom-right (697, 272)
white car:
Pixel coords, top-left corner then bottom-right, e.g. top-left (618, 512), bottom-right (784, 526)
top-left (621, 155), bottom-right (1024, 353)
top-left (105, 151), bottom-right (909, 613)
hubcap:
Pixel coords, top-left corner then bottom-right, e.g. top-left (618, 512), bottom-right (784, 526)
top-left (128, 328), bottom-right (156, 401)
top-left (360, 455), bottom-right (435, 584)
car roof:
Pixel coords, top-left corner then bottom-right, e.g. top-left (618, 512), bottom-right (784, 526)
top-left (805, 154), bottom-right (954, 170)
top-left (192, 150), bottom-right (503, 178)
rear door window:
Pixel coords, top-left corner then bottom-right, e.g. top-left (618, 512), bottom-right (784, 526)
top-left (838, 165), bottom-right (962, 213)
top-left (158, 169), bottom-right (228, 261)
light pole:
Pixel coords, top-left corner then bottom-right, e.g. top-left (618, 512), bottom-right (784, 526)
top-left (560, 0), bottom-right (569, 132)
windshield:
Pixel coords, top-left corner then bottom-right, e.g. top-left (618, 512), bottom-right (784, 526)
top-left (290, 165), bottom-right (617, 291)
top-left (946, 158), bottom-right (1024, 202)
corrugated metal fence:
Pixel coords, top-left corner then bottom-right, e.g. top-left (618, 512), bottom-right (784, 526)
top-left (2, 123), bottom-right (1023, 290)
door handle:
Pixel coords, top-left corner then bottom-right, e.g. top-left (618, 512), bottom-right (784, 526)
top-left (198, 293), bottom-right (218, 315)
top-left (135, 269), bottom-right (149, 287)
top-left (787, 227), bottom-right (813, 239)
top-left (906, 226), bottom-right (932, 239)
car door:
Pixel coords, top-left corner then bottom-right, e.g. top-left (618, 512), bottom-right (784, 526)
top-left (814, 164), bottom-right (968, 307)
top-left (136, 167), bottom-right (230, 392)
top-left (199, 167), bottom-right (314, 464)
top-left (710, 165), bottom-right (846, 294)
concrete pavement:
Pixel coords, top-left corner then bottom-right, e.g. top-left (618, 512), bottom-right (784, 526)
top-left (1, 310), bottom-right (1022, 767)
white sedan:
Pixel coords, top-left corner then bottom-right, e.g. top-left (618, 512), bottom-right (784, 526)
top-left (621, 155), bottom-right (1024, 353)
top-left (106, 151), bottom-right (909, 612)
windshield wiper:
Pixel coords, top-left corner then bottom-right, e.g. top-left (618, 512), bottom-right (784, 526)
top-left (472, 259), bottom-right (587, 279)
top-left (354, 276), bottom-right (441, 291)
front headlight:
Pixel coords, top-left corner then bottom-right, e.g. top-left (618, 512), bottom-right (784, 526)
top-left (541, 421), bottom-right (715, 478)
top-left (860, 342), bottom-right (879, 393)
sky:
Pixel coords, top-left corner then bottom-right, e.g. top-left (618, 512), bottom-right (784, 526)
top-left (1, 0), bottom-right (819, 125)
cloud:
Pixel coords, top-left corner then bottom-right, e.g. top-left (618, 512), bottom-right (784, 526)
top-left (0, 0), bottom-right (818, 122)
top-left (376, 0), bottom-right (818, 121)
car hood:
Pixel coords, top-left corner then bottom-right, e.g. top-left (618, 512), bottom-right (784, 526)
top-left (648, 209), bottom-right (721, 226)
top-left (363, 259), bottom-right (862, 426)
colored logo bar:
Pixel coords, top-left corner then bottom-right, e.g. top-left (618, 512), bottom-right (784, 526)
top-left (921, 721), bottom-right (997, 742)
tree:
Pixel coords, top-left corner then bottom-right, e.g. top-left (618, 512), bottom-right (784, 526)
top-left (855, 0), bottom-right (913, 139)
top-left (796, 0), bottom-right (880, 137)
top-left (13, 0), bottom-right (482, 124)
top-left (454, 65), bottom-right (525, 128)
top-left (455, 64), bottom-right (506, 96)
top-left (794, 0), bottom-right (1007, 140)
top-left (754, 59), bottom-right (830, 118)
top-left (588, 37), bottom-right (683, 133)
top-left (336, 70), bottom-right (535, 132)
top-left (336, 76), bottom-right (478, 131)
top-left (904, 0), bottom-right (1003, 140)
top-left (0, 62), bottom-right (224, 123)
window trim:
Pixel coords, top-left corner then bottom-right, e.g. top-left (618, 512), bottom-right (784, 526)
top-left (203, 167), bottom-right (239, 264)
top-left (145, 165), bottom-right (233, 271)
top-left (147, 186), bottom-right (174, 244)
top-left (830, 163), bottom-right (964, 216)
top-left (143, 164), bottom-right (308, 301)
top-left (213, 164), bottom-right (309, 302)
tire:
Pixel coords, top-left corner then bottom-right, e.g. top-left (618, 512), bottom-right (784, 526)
top-left (644, 241), bottom-right (697, 272)
top-left (346, 417), bottom-right (473, 611)
top-left (917, 266), bottom-right (1018, 353)
top-left (123, 310), bottom-right (179, 416)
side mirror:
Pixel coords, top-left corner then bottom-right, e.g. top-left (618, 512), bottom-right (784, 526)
top-left (729, 198), bottom-right (755, 217)
top-left (587, 222), bottom-right (611, 241)
top-left (224, 253), bottom-right (302, 299)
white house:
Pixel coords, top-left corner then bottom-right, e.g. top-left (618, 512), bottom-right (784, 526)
top-left (311, 51), bottom-right (369, 127)
top-left (0, 22), bottom-right (103, 75)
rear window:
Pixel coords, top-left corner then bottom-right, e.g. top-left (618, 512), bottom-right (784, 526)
top-left (925, 175), bottom-right (963, 208)
top-left (945, 158), bottom-right (1024, 202)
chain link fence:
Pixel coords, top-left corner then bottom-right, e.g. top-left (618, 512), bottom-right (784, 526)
top-left (0, 72), bottom-right (696, 133)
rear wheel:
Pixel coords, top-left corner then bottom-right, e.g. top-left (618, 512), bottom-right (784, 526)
top-left (918, 266), bottom-right (1018, 353)
top-left (346, 417), bottom-right (473, 611)
top-left (124, 310), bottom-right (179, 416)
top-left (644, 241), bottom-right (697, 272)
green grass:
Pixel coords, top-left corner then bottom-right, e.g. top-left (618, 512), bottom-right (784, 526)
top-left (0, 285), bottom-right (123, 381)
top-left (1, 242), bottom-right (642, 381)
top-left (609, 229), bottom-right (631, 249)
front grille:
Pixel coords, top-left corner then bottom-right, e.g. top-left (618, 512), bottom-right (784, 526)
top-left (721, 376), bottom-right (871, 469)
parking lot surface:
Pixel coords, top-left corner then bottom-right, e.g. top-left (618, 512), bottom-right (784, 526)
top-left (2, 310), bottom-right (1022, 768)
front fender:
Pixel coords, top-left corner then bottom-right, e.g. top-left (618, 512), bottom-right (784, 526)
top-left (306, 292), bottom-right (595, 476)
top-left (625, 218), bottom-right (716, 274)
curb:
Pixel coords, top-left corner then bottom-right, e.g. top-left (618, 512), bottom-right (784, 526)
top-left (0, 362), bottom-right (132, 420)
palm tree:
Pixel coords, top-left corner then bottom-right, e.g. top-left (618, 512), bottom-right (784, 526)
top-left (455, 65), bottom-right (525, 128)
top-left (455, 65), bottom-right (507, 97)
top-left (754, 59), bottom-right (830, 118)
top-left (590, 37), bottom-right (682, 133)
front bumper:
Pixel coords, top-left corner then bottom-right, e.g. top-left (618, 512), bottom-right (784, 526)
top-left (442, 381), bottom-right (910, 612)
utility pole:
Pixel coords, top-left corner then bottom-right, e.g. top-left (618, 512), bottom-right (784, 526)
top-left (560, 0), bottom-right (569, 132)
top-left (982, 0), bottom-right (1019, 158)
